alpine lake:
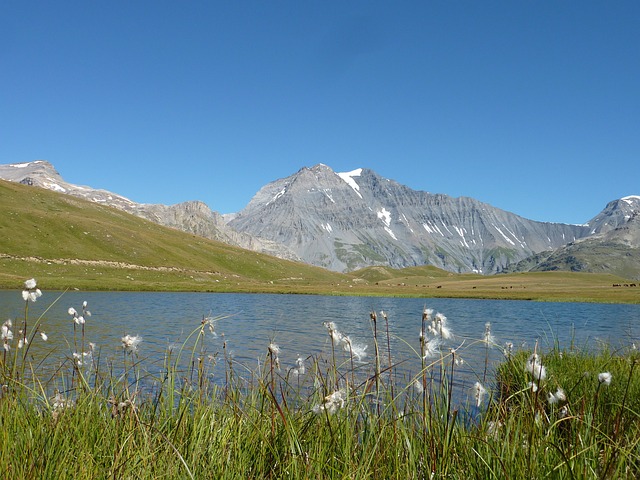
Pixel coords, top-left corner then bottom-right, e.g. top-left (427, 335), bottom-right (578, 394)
top-left (2, 290), bottom-right (639, 404)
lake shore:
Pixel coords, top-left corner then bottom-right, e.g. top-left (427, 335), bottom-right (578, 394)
top-left (1, 265), bottom-right (639, 304)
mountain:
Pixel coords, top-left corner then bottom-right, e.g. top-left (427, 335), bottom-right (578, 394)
top-left (4, 160), bottom-right (638, 278)
top-left (585, 196), bottom-right (640, 234)
top-left (228, 164), bottom-right (592, 273)
top-left (0, 160), bottom-right (299, 262)
top-left (504, 206), bottom-right (640, 280)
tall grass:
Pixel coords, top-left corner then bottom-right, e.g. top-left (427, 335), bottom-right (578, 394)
top-left (1, 279), bottom-right (639, 478)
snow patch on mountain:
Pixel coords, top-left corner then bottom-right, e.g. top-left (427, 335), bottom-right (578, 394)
top-left (337, 169), bottom-right (363, 199)
top-left (622, 195), bottom-right (640, 206)
top-left (377, 207), bottom-right (391, 227)
top-left (42, 181), bottom-right (66, 193)
top-left (323, 189), bottom-right (335, 203)
top-left (267, 187), bottom-right (287, 206)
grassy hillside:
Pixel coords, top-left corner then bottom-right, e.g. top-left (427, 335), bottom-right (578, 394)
top-left (2, 179), bottom-right (639, 303)
top-left (504, 240), bottom-right (640, 280)
top-left (0, 179), bottom-right (349, 292)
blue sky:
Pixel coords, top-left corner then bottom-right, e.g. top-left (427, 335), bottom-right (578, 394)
top-left (1, 1), bottom-right (638, 224)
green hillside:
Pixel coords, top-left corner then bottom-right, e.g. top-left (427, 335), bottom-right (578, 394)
top-left (0, 179), bottom-right (349, 292)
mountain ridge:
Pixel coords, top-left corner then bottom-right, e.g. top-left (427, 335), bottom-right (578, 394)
top-left (228, 164), bottom-right (600, 273)
top-left (2, 160), bottom-right (639, 277)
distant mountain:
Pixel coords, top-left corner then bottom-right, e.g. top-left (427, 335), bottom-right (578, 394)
top-left (0, 160), bottom-right (299, 261)
top-left (505, 206), bottom-right (640, 280)
top-left (228, 164), bottom-right (592, 273)
top-left (585, 196), bottom-right (640, 234)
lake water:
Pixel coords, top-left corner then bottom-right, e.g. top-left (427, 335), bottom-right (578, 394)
top-left (2, 290), bottom-right (639, 396)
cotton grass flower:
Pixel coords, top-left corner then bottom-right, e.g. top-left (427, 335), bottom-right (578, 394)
top-left (290, 356), bottom-right (306, 376)
top-left (201, 314), bottom-right (220, 337)
top-left (324, 321), bottom-right (368, 362)
top-left (72, 351), bottom-right (92, 367)
top-left (473, 382), bottom-right (488, 407)
top-left (431, 312), bottom-right (453, 340)
top-left (342, 335), bottom-right (367, 362)
top-left (22, 278), bottom-right (42, 303)
top-left (268, 343), bottom-right (281, 370)
top-left (68, 307), bottom-right (84, 324)
top-left (324, 321), bottom-right (344, 345)
top-left (40, 331), bottom-right (48, 342)
top-left (1, 320), bottom-right (12, 352)
top-left (548, 387), bottom-right (566, 405)
top-left (121, 335), bottom-right (142, 355)
top-left (413, 379), bottom-right (425, 394)
top-left (1, 320), bottom-right (13, 341)
top-left (483, 322), bottom-right (495, 346)
top-left (422, 336), bottom-right (441, 359)
top-left (68, 302), bottom-right (90, 325)
top-left (526, 353), bottom-right (547, 382)
top-left (268, 343), bottom-right (281, 356)
top-left (312, 389), bottom-right (347, 415)
top-left (51, 390), bottom-right (74, 420)
top-left (598, 372), bottom-right (612, 386)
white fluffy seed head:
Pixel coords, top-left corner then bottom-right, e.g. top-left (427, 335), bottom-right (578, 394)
top-left (598, 372), bottom-right (612, 386)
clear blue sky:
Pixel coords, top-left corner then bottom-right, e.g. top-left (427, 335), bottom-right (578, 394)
top-left (1, 1), bottom-right (638, 224)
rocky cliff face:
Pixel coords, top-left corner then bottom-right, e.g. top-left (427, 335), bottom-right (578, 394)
top-left (228, 164), bottom-right (592, 273)
top-left (0, 161), bottom-right (299, 261)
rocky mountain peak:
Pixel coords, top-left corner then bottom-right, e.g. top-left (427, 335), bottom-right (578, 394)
top-left (587, 195), bottom-right (640, 234)
top-left (229, 164), bottom-right (592, 273)
top-left (1, 160), bottom-right (63, 187)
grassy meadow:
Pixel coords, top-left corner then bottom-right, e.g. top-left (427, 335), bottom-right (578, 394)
top-left (1, 280), bottom-right (639, 478)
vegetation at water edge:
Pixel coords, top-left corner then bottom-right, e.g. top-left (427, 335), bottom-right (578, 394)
top-left (1, 278), bottom-right (639, 478)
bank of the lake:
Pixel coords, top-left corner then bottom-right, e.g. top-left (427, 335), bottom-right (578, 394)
top-left (1, 263), bottom-right (639, 303)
